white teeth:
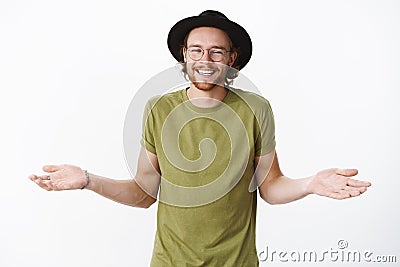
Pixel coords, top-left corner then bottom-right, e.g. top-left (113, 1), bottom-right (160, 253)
top-left (197, 69), bottom-right (215, 76)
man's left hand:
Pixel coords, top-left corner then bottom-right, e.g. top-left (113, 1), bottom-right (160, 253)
top-left (307, 168), bottom-right (371, 200)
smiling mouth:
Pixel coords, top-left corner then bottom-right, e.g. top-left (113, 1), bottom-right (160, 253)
top-left (195, 69), bottom-right (217, 77)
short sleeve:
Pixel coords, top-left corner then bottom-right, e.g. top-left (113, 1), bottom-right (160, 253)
top-left (140, 98), bottom-right (157, 154)
top-left (254, 100), bottom-right (276, 156)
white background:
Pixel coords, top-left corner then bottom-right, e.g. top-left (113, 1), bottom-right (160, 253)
top-left (1, 0), bottom-right (399, 266)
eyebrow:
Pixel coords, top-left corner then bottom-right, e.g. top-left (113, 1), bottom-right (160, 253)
top-left (187, 44), bottom-right (228, 50)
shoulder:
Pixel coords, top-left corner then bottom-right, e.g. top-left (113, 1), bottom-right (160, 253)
top-left (229, 88), bottom-right (273, 113)
top-left (145, 89), bottom-right (185, 111)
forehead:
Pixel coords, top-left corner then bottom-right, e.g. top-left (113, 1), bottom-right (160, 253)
top-left (186, 27), bottom-right (232, 48)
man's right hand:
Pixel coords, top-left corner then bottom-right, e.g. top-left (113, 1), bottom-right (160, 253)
top-left (28, 148), bottom-right (159, 208)
top-left (29, 164), bottom-right (87, 191)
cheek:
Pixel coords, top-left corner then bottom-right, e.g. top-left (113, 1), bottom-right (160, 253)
top-left (223, 56), bottom-right (233, 66)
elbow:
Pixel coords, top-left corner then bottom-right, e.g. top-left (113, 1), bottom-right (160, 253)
top-left (264, 198), bottom-right (281, 205)
top-left (259, 191), bottom-right (281, 205)
top-left (261, 197), bottom-right (279, 205)
top-left (140, 197), bottom-right (157, 208)
top-left (130, 195), bottom-right (157, 209)
top-left (129, 179), bottom-right (157, 208)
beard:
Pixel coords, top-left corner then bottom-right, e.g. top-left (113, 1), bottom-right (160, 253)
top-left (192, 81), bottom-right (217, 91)
top-left (186, 62), bottom-right (227, 91)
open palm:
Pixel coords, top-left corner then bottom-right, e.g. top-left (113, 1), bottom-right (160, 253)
top-left (29, 164), bottom-right (87, 191)
top-left (308, 168), bottom-right (371, 200)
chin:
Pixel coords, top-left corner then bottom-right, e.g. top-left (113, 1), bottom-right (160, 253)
top-left (193, 82), bottom-right (217, 91)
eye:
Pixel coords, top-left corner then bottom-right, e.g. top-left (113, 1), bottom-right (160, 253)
top-left (189, 48), bottom-right (203, 53)
top-left (210, 49), bottom-right (224, 55)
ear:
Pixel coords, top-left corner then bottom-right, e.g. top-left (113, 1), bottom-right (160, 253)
top-left (182, 47), bottom-right (187, 62)
top-left (228, 51), bottom-right (237, 67)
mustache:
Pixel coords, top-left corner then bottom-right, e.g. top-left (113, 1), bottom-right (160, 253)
top-left (187, 61), bottom-right (222, 71)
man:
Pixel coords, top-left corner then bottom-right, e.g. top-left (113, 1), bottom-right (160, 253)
top-left (29, 10), bottom-right (371, 266)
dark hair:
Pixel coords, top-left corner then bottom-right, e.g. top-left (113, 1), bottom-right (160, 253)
top-left (179, 32), bottom-right (241, 86)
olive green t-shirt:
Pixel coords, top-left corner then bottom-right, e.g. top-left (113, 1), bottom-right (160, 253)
top-left (140, 87), bottom-right (275, 266)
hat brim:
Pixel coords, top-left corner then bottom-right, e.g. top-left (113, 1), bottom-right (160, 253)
top-left (168, 15), bottom-right (252, 70)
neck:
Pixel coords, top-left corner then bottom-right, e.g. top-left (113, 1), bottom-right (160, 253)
top-left (187, 83), bottom-right (228, 100)
top-left (187, 84), bottom-right (228, 108)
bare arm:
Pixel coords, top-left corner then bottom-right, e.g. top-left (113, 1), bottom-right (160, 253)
top-left (256, 151), bottom-right (371, 205)
top-left (29, 147), bottom-right (160, 208)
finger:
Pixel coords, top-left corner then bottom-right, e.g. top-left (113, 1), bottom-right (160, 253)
top-left (33, 178), bottom-right (53, 191)
top-left (28, 174), bottom-right (38, 181)
top-left (42, 165), bottom-right (61, 173)
top-left (42, 180), bottom-right (60, 191)
top-left (346, 178), bottom-right (371, 188)
top-left (346, 187), bottom-right (362, 197)
top-left (29, 174), bottom-right (50, 182)
top-left (328, 185), bottom-right (369, 199)
top-left (349, 186), bottom-right (368, 194)
top-left (336, 168), bottom-right (358, 177)
top-left (35, 174), bottom-right (51, 180)
top-left (329, 191), bottom-right (351, 200)
top-left (332, 184), bottom-right (347, 193)
top-left (343, 186), bottom-right (368, 197)
top-left (359, 186), bottom-right (368, 194)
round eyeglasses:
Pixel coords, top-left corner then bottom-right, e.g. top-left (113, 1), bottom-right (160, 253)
top-left (186, 47), bottom-right (231, 62)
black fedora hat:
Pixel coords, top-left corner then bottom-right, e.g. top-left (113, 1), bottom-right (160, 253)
top-left (167, 10), bottom-right (252, 70)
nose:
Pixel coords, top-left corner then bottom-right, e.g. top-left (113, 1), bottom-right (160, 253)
top-left (200, 49), bottom-right (213, 62)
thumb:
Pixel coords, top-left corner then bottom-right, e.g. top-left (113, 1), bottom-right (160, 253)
top-left (336, 168), bottom-right (358, 177)
top-left (42, 165), bottom-right (61, 173)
